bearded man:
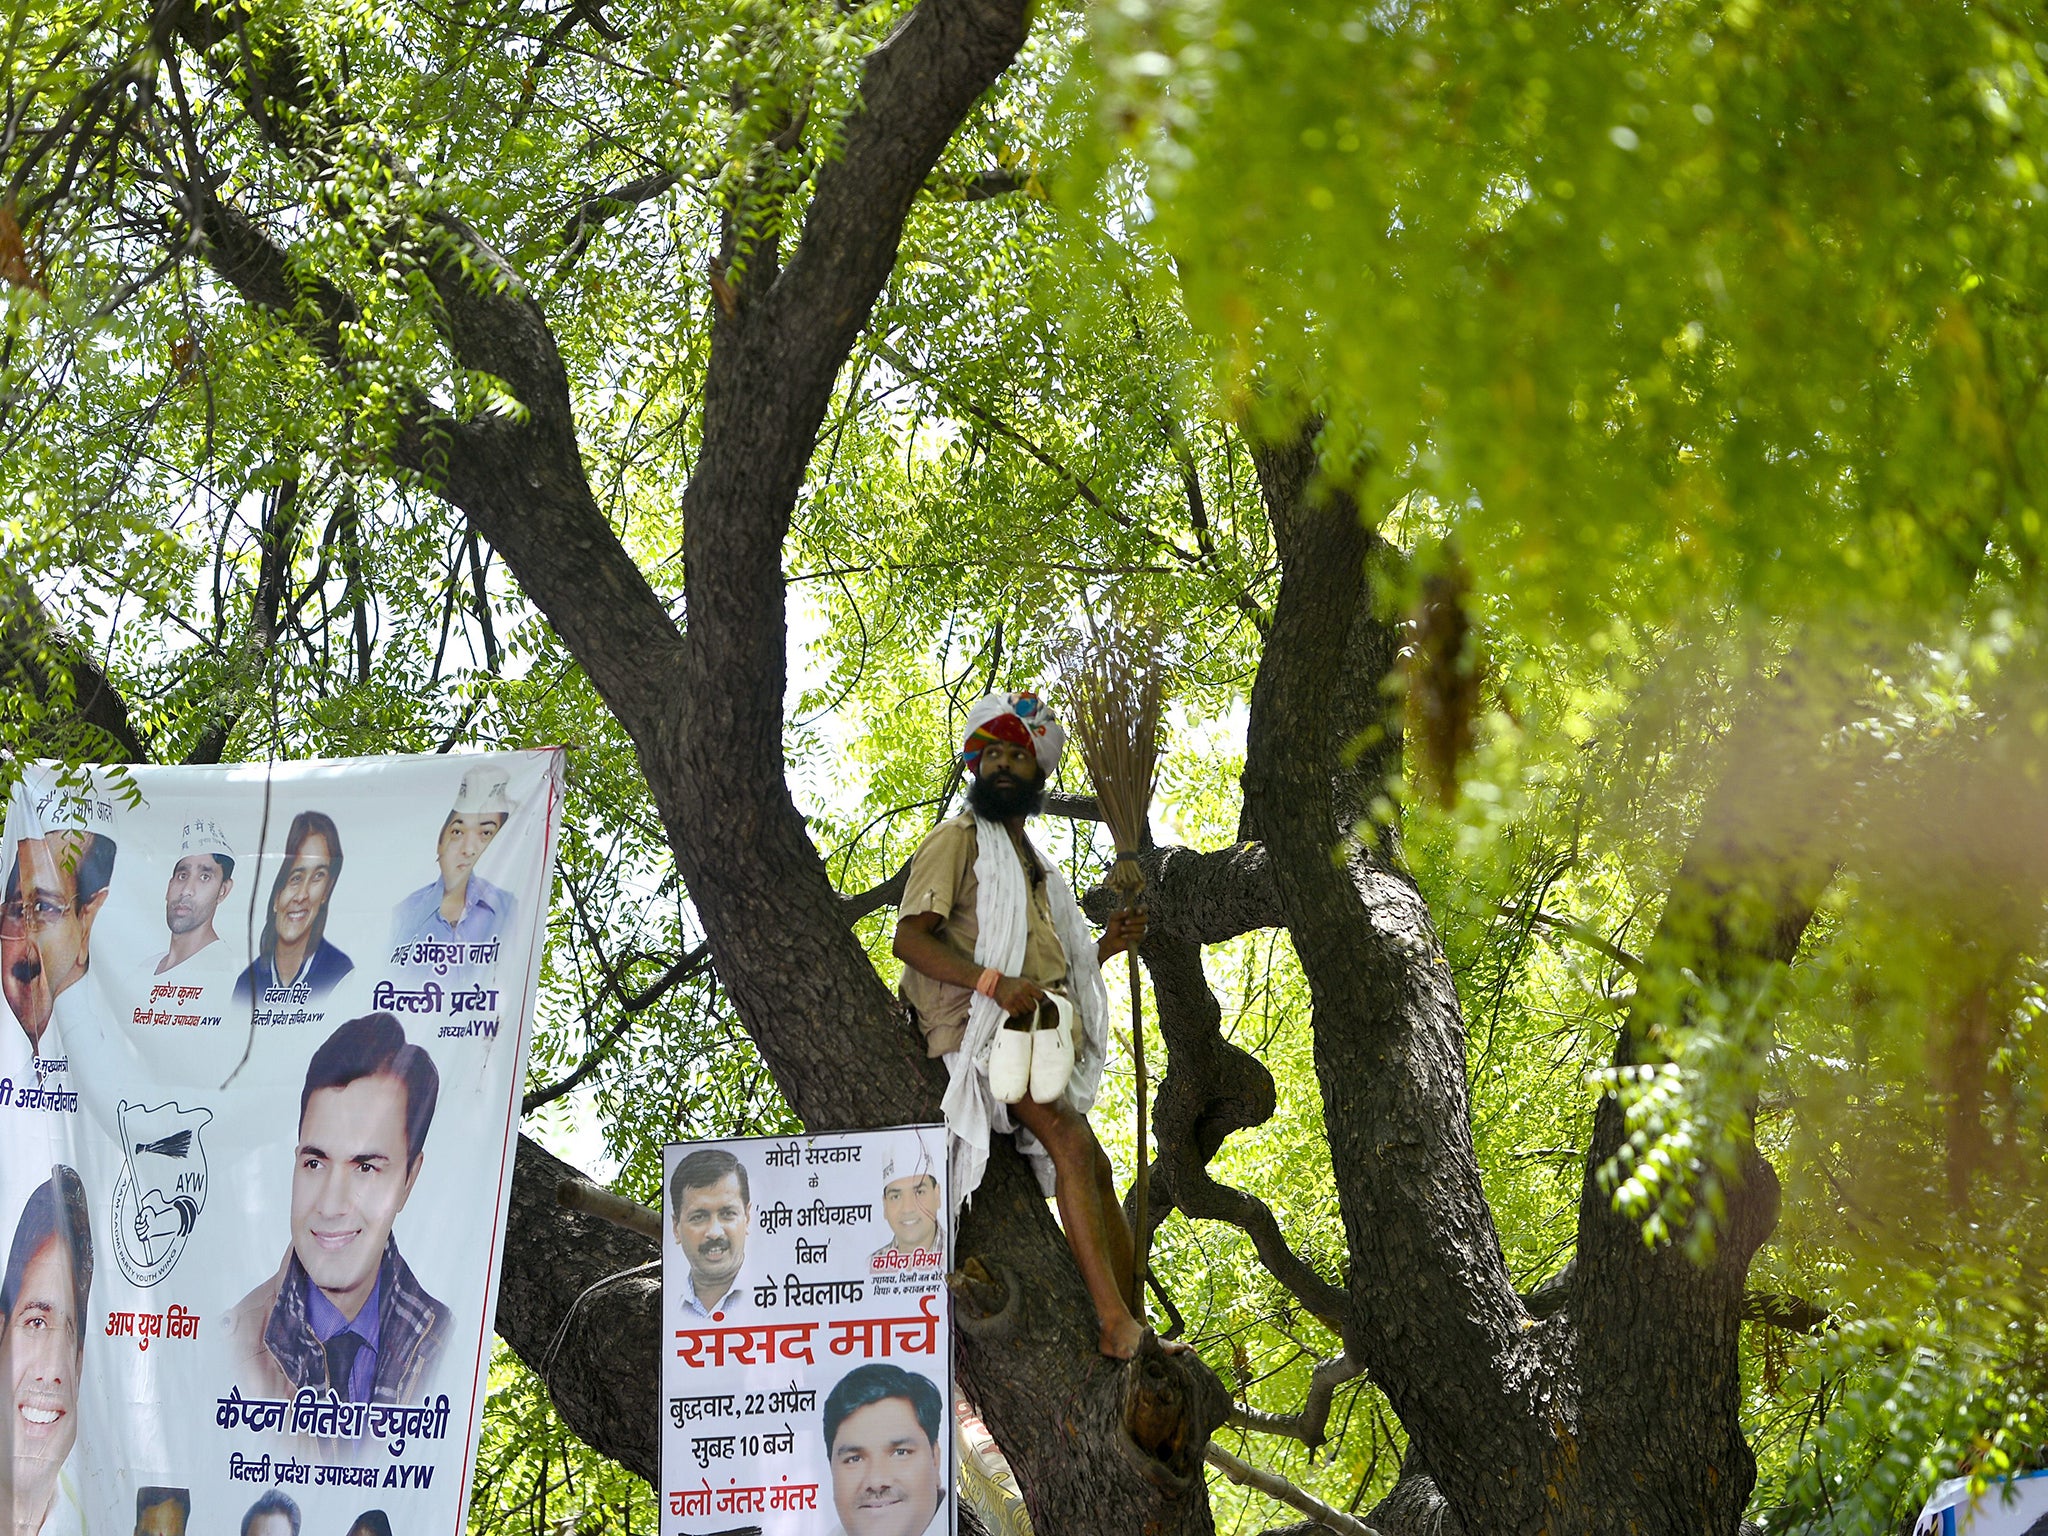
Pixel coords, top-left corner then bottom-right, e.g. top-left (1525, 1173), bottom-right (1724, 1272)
top-left (892, 690), bottom-right (1151, 1358)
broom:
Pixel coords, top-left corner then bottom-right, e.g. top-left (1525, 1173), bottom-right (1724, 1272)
top-left (1059, 619), bottom-right (1166, 1317)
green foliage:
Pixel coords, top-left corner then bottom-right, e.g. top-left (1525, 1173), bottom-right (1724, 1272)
top-left (473, 1345), bottom-right (658, 1536)
top-left (1072, 2), bottom-right (2048, 1525)
top-left (8, 0), bottom-right (2048, 1527)
top-left (1086, 0), bottom-right (2048, 641)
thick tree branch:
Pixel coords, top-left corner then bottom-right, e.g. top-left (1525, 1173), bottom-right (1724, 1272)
top-left (185, 191), bottom-right (357, 366)
top-left (1239, 423), bottom-right (1554, 1528)
top-left (1140, 930), bottom-right (1348, 1332)
top-left (1362, 1456), bottom-right (1462, 1536)
top-left (925, 165), bottom-right (1033, 202)
top-left (557, 166), bottom-right (681, 267)
top-left (167, 6), bottom-right (690, 749)
top-left (499, 1136), bottom-right (661, 1481)
top-left (1084, 840), bottom-right (1284, 946)
top-left (657, 7), bottom-right (1235, 1518)
top-left (154, 0), bottom-right (1231, 1518)
top-left (1743, 1291), bottom-right (1830, 1335)
top-left (656, 0), bottom-right (1035, 1124)
top-left (0, 571), bottom-right (151, 762)
top-left (1499, 902), bottom-right (1645, 977)
top-left (521, 940), bottom-right (715, 1114)
top-left (1208, 1445), bottom-right (1380, 1536)
top-left (555, 1177), bottom-right (661, 1241)
top-left (1226, 1352), bottom-right (1364, 1449)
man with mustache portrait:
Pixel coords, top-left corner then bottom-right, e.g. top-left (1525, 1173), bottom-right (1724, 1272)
top-left (149, 821), bottom-right (237, 981)
top-left (3, 1166), bottom-right (93, 1536)
top-left (667, 1148), bottom-right (754, 1320)
top-left (821, 1364), bottom-right (949, 1536)
top-left (2, 830), bottom-right (116, 1077)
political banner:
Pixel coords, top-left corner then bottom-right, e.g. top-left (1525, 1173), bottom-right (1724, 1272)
top-left (1, 748), bottom-right (563, 1536)
top-left (1916, 1471), bottom-right (2048, 1534)
top-left (661, 1126), bottom-right (953, 1536)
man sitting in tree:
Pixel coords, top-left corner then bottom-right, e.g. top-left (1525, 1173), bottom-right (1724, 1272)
top-left (893, 690), bottom-right (1153, 1357)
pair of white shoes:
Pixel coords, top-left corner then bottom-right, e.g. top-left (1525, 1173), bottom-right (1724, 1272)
top-left (989, 993), bottom-right (1076, 1105)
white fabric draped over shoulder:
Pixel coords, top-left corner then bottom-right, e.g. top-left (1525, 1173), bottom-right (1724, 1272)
top-left (940, 814), bottom-right (1109, 1206)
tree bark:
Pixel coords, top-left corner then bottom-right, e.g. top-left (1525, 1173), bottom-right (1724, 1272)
top-left (1567, 665), bottom-right (1846, 1535)
top-left (498, 1136), bottom-right (664, 1482)
top-left (0, 571), bottom-right (151, 763)
top-left (1233, 427), bottom-right (1850, 1535)
top-left (1240, 433), bottom-right (1565, 1532)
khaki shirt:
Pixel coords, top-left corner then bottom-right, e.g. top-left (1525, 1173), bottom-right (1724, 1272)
top-left (898, 813), bottom-right (1069, 1056)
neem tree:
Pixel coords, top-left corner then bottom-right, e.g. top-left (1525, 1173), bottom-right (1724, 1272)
top-left (4, 0), bottom-right (2047, 1532)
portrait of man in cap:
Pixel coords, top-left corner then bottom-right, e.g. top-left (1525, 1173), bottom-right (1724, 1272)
top-left (2, 829), bottom-right (117, 1062)
top-left (870, 1130), bottom-right (943, 1268)
top-left (151, 819), bottom-right (237, 979)
top-left (389, 765), bottom-right (518, 950)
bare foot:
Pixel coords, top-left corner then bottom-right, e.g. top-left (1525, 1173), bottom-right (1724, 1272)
top-left (1099, 1320), bottom-right (1198, 1359)
top-left (1099, 1315), bottom-right (1146, 1359)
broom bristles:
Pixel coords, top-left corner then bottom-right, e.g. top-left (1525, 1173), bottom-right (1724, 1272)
top-left (1058, 631), bottom-right (1165, 858)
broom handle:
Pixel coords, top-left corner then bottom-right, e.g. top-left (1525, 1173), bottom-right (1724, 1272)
top-left (1128, 932), bottom-right (1149, 1318)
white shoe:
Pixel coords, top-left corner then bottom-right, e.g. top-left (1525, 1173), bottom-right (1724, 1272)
top-left (1029, 995), bottom-right (1076, 1104)
top-left (989, 1017), bottom-right (1033, 1104)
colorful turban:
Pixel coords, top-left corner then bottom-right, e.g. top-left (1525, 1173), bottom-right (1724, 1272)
top-left (962, 691), bottom-right (1065, 776)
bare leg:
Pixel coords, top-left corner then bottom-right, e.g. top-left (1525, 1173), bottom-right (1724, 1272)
top-left (1091, 1138), bottom-right (1136, 1307)
top-left (1012, 1098), bottom-right (1145, 1358)
top-left (1088, 1129), bottom-right (1191, 1353)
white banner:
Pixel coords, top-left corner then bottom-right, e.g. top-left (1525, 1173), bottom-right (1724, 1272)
top-left (661, 1127), bottom-right (954, 1536)
top-left (1917, 1472), bottom-right (2048, 1534)
top-left (1, 749), bottom-right (563, 1536)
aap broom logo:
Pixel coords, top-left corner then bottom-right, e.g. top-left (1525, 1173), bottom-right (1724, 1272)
top-left (111, 1100), bottom-right (213, 1288)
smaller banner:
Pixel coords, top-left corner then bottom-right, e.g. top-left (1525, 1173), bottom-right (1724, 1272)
top-left (1916, 1471), bottom-right (2048, 1534)
top-left (661, 1126), bottom-right (953, 1536)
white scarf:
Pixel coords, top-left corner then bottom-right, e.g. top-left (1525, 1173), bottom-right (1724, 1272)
top-left (940, 815), bottom-right (1110, 1206)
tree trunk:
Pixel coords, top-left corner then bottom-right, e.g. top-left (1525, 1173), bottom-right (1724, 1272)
top-left (499, 1136), bottom-right (664, 1482)
top-left (1568, 664), bottom-right (1846, 1535)
top-left (1241, 434), bottom-right (1566, 1532)
top-left (146, 0), bottom-right (1238, 1519)
top-left (1234, 428), bottom-right (1850, 1535)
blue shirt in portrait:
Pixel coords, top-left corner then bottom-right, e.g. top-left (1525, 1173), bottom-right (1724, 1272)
top-left (306, 1270), bottom-right (383, 1405)
top-left (389, 874), bottom-right (516, 950)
